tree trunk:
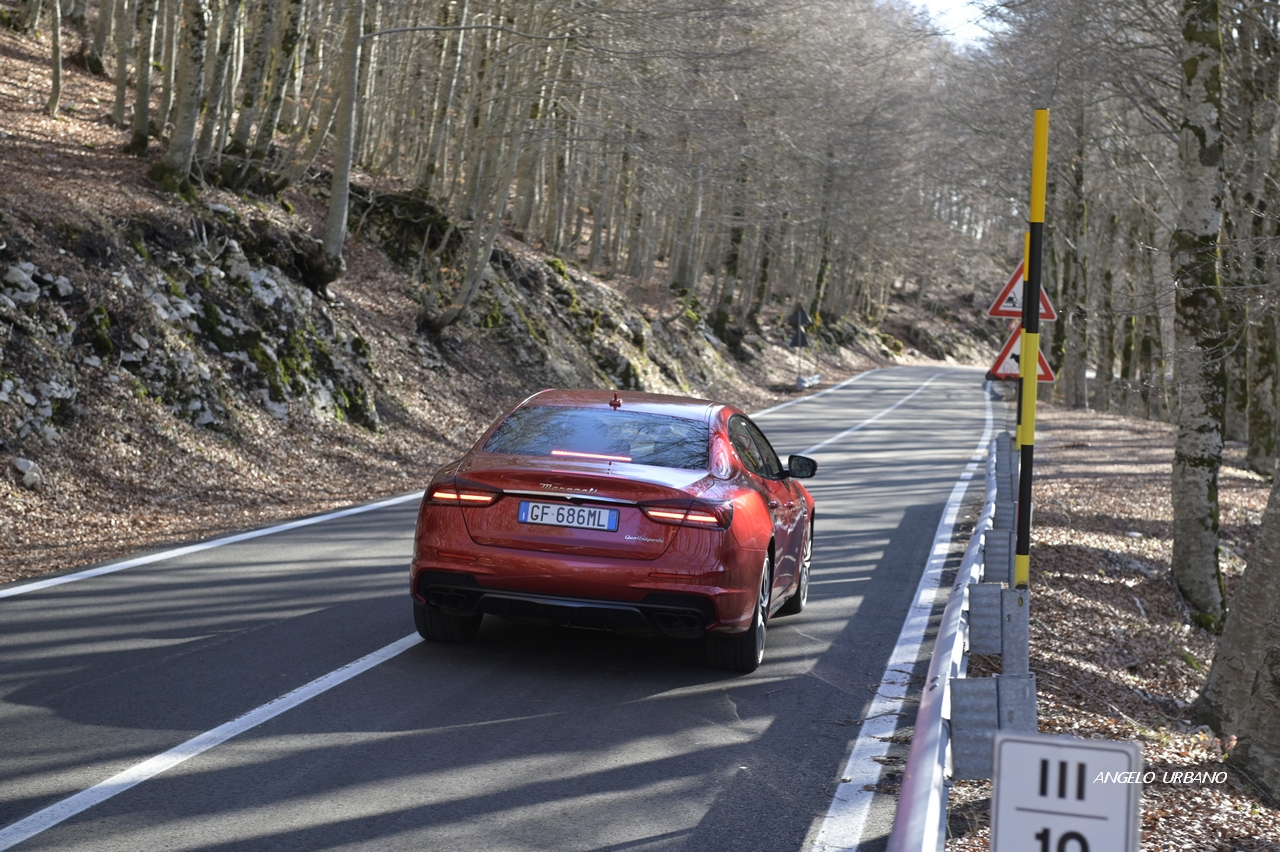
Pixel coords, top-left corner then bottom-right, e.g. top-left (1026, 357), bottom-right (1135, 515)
top-left (90, 0), bottom-right (115, 74)
top-left (112, 0), bottom-right (131, 127)
top-left (1169, 0), bottom-right (1227, 622)
top-left (1248, 103), bottom-right (1280, 474)
top-left (1248, 298), bottom-right (1278, 473)
top-left (196, 0), bottom-right (241, 166)
top-left (152, 0), bottom-right (211, 194)
top-left (278, 90), bottom-right (336, 190)
top-left (21, 0), bottom-right (43, 32)
top-left (45, 0), bottom-right (62, 117)
top-left (1196, 466), bottom-right (1280, 736)
top-left (229, 0), bottom-right (279, 152)
top-left (319, 0), bottom-right (365, 282)
top-left (1197, 466), bottom-right (1280, 800)
top-left (124, 0), bottom-right (157, 155)
top-left (156, 0), bottom-right (179, 133)
top-left (1092, 213), bottom-right (1120, 412)
top-left (1060, 119), bottom-right (1090, 409)
top-left (249, 0), bottom-right (303, 160)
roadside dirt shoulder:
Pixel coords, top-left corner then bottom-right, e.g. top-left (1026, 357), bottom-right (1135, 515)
top-left (946, 404), bottom-right (1280, 850)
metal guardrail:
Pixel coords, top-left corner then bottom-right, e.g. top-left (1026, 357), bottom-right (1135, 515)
top-left (885, 438), bottom-right (999, 852)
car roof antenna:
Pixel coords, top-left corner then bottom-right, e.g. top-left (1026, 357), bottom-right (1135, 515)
top-left (609, 393), bottom-right (622, 410)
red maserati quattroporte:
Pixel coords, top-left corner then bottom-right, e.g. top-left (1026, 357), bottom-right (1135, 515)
top-left (409, 389), bottom-right (816, 672)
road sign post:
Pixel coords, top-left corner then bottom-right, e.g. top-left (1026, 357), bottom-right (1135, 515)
top-left (992, 732), bottom-right (1142, 852)
top-left (1015, 109), bottom-right (1050, 591)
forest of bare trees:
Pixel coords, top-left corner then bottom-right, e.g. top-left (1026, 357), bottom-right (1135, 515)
top-left (10, 0), bottom-right (1280, 795)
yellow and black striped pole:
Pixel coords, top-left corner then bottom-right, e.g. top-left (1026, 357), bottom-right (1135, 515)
top-left (1015, 110), bottom-right (1049, 590)
top-left (1015, 231), bottom-right (1031, 449)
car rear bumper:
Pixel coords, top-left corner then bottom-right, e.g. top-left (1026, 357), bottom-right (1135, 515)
top-left (413, 570), bottom-right (720, 639)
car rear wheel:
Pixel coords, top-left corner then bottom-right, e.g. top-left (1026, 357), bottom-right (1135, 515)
top-left (704, 555), bottom-right (769, 673)
top-left (778, 523), bottom-right (812, 616)
top-left (414, 602), bottom-right (483, 643)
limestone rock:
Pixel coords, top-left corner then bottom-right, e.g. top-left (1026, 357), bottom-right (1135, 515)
top-left (3, 264), bottom-right (39, 305)
top-left (222, 240), bottom-right (253, 287)
top-left (12, 458), bottom-right (44, 491)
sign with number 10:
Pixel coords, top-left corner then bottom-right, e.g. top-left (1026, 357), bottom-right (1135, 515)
top-left (991, 732), bottom-right (1142, 852)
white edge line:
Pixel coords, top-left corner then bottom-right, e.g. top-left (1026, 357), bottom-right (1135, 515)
top-left (812, 376), bottom-right (994, 852)
top-left (0, 366), bottom-right (892, 600)
top-left (751, 368), bottom-right (880, 418)
top-left (0, 634), bottom-right (421, 850)
top-left (0, 367), bottom-right (951, 846)
top-left (0, 491), bottom-right (426, 600)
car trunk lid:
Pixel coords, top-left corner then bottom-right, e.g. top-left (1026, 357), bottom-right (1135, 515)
top-left (453, 455), bottom-right (713, 559)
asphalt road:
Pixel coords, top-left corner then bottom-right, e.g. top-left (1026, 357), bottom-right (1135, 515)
top-left (0, 365), bottom-right (992, 852)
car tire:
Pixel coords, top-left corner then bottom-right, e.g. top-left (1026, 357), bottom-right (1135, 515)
top-left (704, 555), bottom-right (769, 673)
top-left (414, 602), bottom-right (483, 643)
top-left (778, 523), bottom-right (812, 616)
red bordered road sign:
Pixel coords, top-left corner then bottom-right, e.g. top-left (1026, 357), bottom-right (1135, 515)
top-left (987, 326), bottom-right (1056, 382)
top-left (988, 262), bottom-right (1059, 321)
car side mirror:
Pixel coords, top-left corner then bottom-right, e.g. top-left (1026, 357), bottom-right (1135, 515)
top-left (787, 455), bottom-right (817, 478)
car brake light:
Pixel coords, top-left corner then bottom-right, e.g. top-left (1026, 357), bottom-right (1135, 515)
top-left (684, 509), bottom-right (722, 526)
top-left (641, 500), bottom-right (733, 529)
top-left (427, 479), bottom-right (500, 506)
top-left (643, 507), bottom-right (687, 523)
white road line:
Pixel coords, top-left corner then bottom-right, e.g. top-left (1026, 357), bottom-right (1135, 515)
top-left (799, 372), bottom-right (944, 456)
top-left (0, 634), bottom-right (421, 850)
top-left (812, 377), bottom-right (994, 852)
top-left (0, 491), bottom-right (426, 600)
top-left (0, 366), bottom-right (956, 850)
top-left (751, 368), bottom-right (881, 418)
top-left (0, 367), bottom-right (920, 601)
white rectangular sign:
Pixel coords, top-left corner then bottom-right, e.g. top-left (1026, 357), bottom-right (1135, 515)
top-left (992, 732), bottom-right (1142, 852)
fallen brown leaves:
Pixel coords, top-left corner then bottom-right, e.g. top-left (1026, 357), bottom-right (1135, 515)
top-left (946, 405), bottom-right (1280, 851)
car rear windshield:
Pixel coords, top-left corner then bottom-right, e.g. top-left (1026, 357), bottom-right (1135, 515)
top-left (483, 406), bottom-right (710, 470)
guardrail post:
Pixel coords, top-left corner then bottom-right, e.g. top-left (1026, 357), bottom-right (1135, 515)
top-left (950, 678), bottom-right (999, 780)
top-left (967, 583), bottom-right (1003, 655)
top-left (982, 528), bottom-right (1015, 586)
top-left (993, 498), bottom-right (1016, 532)
top-left (995, 431), bottom-right (1017, 494)
top-left (1000, 588), bottom-right (1030, 674)
top-left (997, 673), bottom-right (1038, 733)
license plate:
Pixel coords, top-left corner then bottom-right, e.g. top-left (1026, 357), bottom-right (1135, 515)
top-left (518, 501), bottom-right (619, 532)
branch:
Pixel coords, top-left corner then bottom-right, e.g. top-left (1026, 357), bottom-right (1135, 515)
top-left (362, 25), bottom-right (570, 43)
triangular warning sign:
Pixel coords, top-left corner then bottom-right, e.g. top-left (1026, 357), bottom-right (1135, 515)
top-left (986, 326), bottom-right (1056, 382)
top-left (988, 262), bottom-right (1058, 321)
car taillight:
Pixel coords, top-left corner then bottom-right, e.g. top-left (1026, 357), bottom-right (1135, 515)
top-left (641, 500), bottom-right (733, 530)
top-left (427, 478), bottom-right (500, 506)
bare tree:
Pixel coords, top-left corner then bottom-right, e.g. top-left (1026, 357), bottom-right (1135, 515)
top-left (152, 0), bottom-right (211, 194)
top-left (44, 0), bottom-right (62, 117)
top-left (1170, 0), bottom-right (1229, 622)
top-left (317, 0), bottom-right (365, 284)
top-left (1196, 465), bottom-right (1280, 799)
top-left (124, 0), bottom-right (158, 155)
